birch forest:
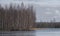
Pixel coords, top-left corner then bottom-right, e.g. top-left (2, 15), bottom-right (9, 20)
top-left (0, 3), bottom-right (36, 31)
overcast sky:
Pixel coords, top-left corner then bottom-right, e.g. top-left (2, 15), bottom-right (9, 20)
top-left (0, 0), bottom-right (60, 22)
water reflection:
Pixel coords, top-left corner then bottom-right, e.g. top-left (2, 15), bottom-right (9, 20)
top-left (1, 31), bottom-right (36, 36)
top-left (1, 28), bottom-right (60, 36)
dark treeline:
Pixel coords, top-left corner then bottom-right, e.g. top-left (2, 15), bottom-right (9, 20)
top-left (0, 3), bottom-right (36, 31)
top-left (35, 22), bottom-right (60, 28)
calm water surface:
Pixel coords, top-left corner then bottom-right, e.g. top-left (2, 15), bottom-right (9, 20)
top-left (0, 28), bottom-right (60, 36)
top-left (36, 28), bottom-right (60, 36)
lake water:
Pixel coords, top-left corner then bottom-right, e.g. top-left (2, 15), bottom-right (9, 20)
top-left (36, 28), bottom-right (60, 36)
top-left (0, 28), bottom-right (60, 36)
